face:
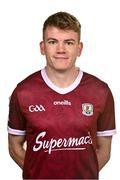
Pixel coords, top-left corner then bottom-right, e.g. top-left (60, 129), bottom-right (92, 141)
top-left (40, 26), bottom-right (83, 72)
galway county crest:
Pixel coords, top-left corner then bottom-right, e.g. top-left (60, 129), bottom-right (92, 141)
top-left (82, 103), bottom-right (93, 116)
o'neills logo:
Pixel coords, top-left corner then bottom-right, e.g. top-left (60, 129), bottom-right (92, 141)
top-left (33, 131), bottom-right (92, 154)
top-left (53, 100), bottom-right (71, 106)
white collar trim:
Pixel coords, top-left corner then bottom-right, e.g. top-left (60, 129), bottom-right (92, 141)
top-left (41, 68), bottom-right (83, 94)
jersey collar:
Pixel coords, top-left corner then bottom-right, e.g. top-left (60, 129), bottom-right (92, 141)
top-left (41, 68), bottom-right (83, 94)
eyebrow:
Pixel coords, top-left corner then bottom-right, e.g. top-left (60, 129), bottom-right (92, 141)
top-left (64, 39), bottom-right (76, 42)
top-left (46, 38), bottom-right (76, 42)
top-left (46, 38), bottom-right (57, 41)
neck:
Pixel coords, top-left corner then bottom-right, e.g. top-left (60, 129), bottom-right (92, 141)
top-left (45, 67), bottom-right (79, 88)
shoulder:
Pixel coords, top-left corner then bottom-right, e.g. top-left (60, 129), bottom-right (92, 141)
top-left (18, 70), bottom-right (41, 86)
top-left (80, 72), bottom-right (114, 112)
top-left (81, 71), bottom-right (111, 95)
top-left (12, 70), bottom-right (42, 96)
top-left (82, 72), bottom-right (108, 87)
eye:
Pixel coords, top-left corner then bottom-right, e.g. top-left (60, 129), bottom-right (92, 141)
top-left (65, 41), bottom-right (74, 45)
top-left (48, 40), bottom-right (57, 44)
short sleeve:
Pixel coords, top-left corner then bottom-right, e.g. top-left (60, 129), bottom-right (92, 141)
top-left (97, 87), bottom-right (116, 136)
top-left (8, 87), bottom-right (26, 135)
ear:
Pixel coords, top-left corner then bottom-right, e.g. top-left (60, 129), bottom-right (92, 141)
top-left (77, 42), bottom-right (83, 57)
top-left (39, 41), bottom-right (45, 55)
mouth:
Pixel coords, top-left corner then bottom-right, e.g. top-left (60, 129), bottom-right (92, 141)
top-left (54, 56), bottom-right (68, 60)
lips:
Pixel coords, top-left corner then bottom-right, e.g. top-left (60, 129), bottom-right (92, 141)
top-left (54, 56), bottom-right (68, 59)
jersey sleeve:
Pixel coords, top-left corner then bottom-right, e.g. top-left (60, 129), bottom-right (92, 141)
top-left (8, 87), bottom-right (26, 136)
top-left (97, 87), bottom-right (116, 136)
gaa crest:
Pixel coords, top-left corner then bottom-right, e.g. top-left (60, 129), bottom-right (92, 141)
top-left (82, 103), bottom-right (93, 116)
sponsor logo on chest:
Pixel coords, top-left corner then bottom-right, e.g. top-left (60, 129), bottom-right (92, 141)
top-left (33, 131), bottom-right (92, 154)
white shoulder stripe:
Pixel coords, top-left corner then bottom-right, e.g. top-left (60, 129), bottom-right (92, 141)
top-left (97, 129), bottom-right (116, 136)
top-left (7, 127), bottom-right (26, 135)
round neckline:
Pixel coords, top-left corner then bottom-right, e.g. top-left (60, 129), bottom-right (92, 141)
top-left (41, 68), bottom-right (83, 94)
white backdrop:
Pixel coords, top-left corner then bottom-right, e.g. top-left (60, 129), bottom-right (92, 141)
top-left (0, 0), bottom-right (119, 179)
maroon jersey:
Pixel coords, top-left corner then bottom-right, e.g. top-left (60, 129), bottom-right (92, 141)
top-left (8, 68), bottom-right (116, 179)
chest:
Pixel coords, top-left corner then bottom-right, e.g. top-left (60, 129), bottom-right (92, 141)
top-left (20, 89), bottom-right (100, 137)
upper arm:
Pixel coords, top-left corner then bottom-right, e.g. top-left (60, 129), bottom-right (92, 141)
top-left (96, 136), bottom-right (112, 156)
top-left (8, 134), bottom-right (26, 151)
top-left (96, 136), bottom-right (113, 170)
top-left (8, 134), bottom-right (26, 169)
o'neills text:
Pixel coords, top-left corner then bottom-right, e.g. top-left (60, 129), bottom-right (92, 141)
top-left (33, 131), bottom-right (92, 154)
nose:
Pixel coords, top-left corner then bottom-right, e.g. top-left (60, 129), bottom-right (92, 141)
top-left (56, 42), bottom-right (66, 53)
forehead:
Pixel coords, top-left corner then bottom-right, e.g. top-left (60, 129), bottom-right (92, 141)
top-left (44, 26), bottom-right (79, 40)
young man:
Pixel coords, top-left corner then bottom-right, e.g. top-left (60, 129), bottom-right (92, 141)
top-left (8, 12), bottom-right (116, 179)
